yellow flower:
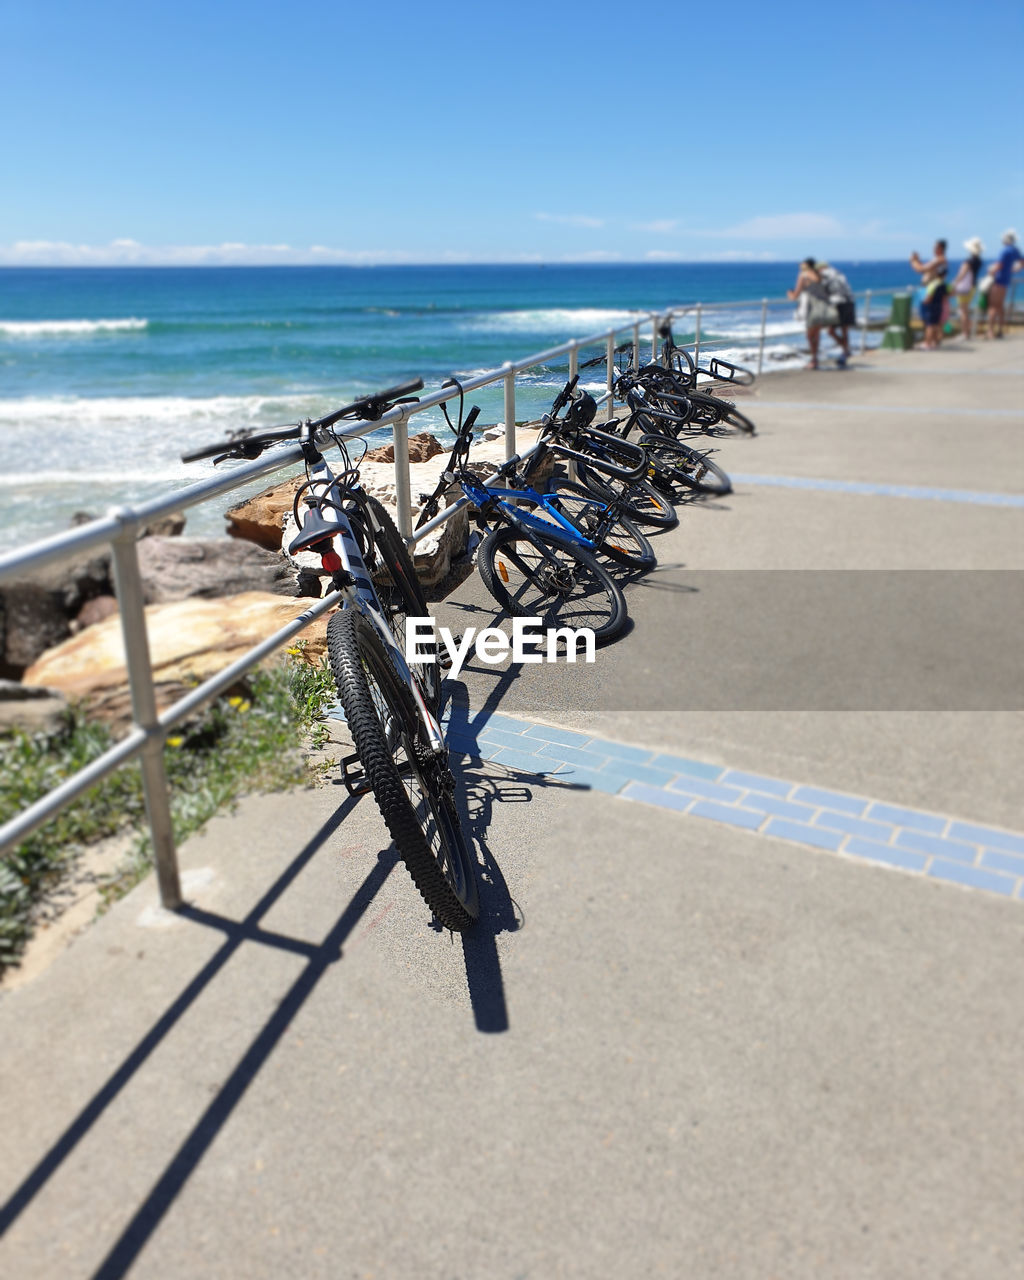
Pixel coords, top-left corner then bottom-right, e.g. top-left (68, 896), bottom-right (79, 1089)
top-left (285, 646), bottom-right (302, 656)
top-left (167, 736), bottom-right (184, 748)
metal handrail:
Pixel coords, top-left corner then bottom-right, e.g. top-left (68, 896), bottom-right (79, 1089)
top-left (0, 283), bottom-right (904, 906)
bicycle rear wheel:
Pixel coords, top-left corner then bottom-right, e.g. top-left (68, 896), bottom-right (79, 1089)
top-left (638, 434), bottom-right (732, 497)
top-left (477, 525), bottom-right (627, 646)
top-left (327, 608), bottom-right (478, 930)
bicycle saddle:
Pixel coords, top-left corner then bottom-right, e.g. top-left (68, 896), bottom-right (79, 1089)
top-left (288, 508), bottom-right (348, 555)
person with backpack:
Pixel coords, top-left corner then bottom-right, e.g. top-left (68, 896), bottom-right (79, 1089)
top-left (816, 261), bottom-right (855, 366)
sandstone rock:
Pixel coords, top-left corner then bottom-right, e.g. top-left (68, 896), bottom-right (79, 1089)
top-left (0, 680), bottom-right (70, 737)
top-left (136, 536), bottom-right (305, 604)
top-left (23, 592), bottom-right (333, 728)
top-left (73, 595), bottom-right (120, 632)
top-left (224, 477), bottom-right (305, 551)
top-left (365, 432), bottom-right (444, 465)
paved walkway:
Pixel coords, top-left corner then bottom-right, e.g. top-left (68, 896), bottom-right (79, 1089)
top-left (1, 335), bottom-right (1022, 1279)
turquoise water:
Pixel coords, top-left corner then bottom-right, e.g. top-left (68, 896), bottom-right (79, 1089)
top-left (0, 263), bottom-right (911, 547)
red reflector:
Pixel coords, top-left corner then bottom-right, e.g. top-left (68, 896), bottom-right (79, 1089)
top-left (320, 551), bottom-right (343, 572)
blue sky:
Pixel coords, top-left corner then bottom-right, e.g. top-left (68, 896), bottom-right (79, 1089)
top-left (1, 0), bottom-right (1020, 264)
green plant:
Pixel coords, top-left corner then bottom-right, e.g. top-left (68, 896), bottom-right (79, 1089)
top-left (0, 653), bottom-right (338, 975)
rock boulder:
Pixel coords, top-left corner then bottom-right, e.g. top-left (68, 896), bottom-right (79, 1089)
top-left (136, 536), bottom-right (307, 604)
top-left (23, 592), bottom-right (333, 728)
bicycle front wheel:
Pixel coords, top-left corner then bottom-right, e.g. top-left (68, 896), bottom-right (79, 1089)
top-left (574, 462), bottom-right (680, 531)
top-left (327, 609), bottom-right (479, 930)
top-left (685, 392), bottom-right (756, 438)
top-left (477, 525), bottom-right (627, 646)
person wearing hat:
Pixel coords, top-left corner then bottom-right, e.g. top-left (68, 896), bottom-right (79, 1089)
top-left (950, 238), bottom-right (984, 340)
top-left (987, 230), bottom-right (1023, 339)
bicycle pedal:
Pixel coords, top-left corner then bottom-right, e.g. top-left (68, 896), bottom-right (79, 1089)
top-left (438, 636), bottom-right (462, 670)
top-left (339, 752), bottom-right (373, 797)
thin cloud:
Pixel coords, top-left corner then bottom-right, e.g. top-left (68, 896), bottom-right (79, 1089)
top-left (706, 213), bottom-right (846, 240)
top-left (633, 220), bottom-right (680, 234)
top-left (0, 239), bottom-right (418, 266)
top-left (533, 213), bottom-right (605, 229)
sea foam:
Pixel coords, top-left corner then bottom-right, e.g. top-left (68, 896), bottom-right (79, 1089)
top-left (0, 317), bottom-right (149, 337)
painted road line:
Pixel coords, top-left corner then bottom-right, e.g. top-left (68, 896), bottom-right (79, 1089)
top-left (753, 401), bottom-right (1023, 417)
top-left (730, 474), bottom-right (1024, 507)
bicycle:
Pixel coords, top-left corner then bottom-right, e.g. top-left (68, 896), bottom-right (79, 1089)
top-left (415, 381), bottom-right (630, 645)
top-left (538, 377), bottom-right (680, 531)
top-left (182, 381), bottom-right (479, 931)
top-left (610, 371), bottom-right (732, 497)
top-left (626, 320), bottom-right (757, 439)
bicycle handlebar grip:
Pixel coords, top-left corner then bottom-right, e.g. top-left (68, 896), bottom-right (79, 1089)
top-left (181, 440), bottom-right (233, 463)
top-left (377, 377), bottom-right (425, 401)
top-left (464, 405), bottom-right (482, 432)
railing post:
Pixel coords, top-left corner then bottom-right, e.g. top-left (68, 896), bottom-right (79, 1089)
top-left (632, 322), bottom-right (640, 372)
top-left (860, 289), bottom-right (871, 354)
top-left (651, 313), bottom-right (660, 366)
top-left (109, 517), bottom-right (181, 910)
top-left (569, 341), bottom-right (578, 382)
top-left (694, 302), bottom-right (702, 366)
top-left (606, 333), bottom-right (616, 421)
top-left (503, 365), bottom-right (516, 461)
top-left (392, 408), bottom-right (413, 539)
top-left (757, 298), bottom-right (768, 376)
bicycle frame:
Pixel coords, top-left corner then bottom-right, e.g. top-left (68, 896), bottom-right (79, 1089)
top-left (300, 447), bottom-right (446, 757)
top-left (457, 474), bottom-right (609, 557)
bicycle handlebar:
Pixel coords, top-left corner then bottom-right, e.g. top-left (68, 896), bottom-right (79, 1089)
top-left (181, 378), bottom-right (425, 464)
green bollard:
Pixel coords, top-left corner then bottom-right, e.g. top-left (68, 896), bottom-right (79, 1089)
top-left (881, 293), bottom-right (915, 350)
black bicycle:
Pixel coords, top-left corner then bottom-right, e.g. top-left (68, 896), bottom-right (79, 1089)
top-left (183, 382), bottom-right (479, 931)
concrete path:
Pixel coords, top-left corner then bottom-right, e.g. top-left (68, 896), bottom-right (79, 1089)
top-left (1, 335), bottom-right (1022, 1279)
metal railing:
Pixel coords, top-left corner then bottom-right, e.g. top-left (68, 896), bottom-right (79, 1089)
top-left (0, 285), bottom-right (896, 906)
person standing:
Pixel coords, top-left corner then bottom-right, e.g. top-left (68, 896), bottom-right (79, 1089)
top-left (910, 240), bottom-right (949, 349)
top-left (787, 258), bottom-right (837, 370)
top-left (817, 260), bottom-right (855, 366)
top-left (950, 238), bottom-right (984, 339)
top-left (987, 230), bottom-right (1023, 339)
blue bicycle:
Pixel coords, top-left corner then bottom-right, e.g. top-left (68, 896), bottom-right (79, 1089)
top-left (417, 382), bottom-right (643, 645)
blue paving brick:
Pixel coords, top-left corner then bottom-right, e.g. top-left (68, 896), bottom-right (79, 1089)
top-left (689, 801), bottom-right (764, 831)
top-left (764, 818), bottom-right (843, 851)
top-left (948, 823), bottom-right (1024, 857)
top-left (666, 776), bottom-right (745, 805)
top-left (720, 770), bottom-right (791, 797)
top-left (551, 764), bottom-right (628, 796)
top-left (865, 803), bottom-right (946, 835)
top-left (979, 850), bottom-right (1024, 878)
top-left (927, 859), bottom-right (1016, 896)
top-left (814, 811), bottom-right (897, 842)
top-left (478, 727), bottom-right (544, 752)
top-left (444, 732), bottom-right (482, 756)
top-left (489, 747), bottom-right (562, 774)
top-left (537, 743), bottom-right (611, 770)
top-left (479, 712), bottom-right (536, 735)
top-left (844, 838), bottom-right (927, 872)
top-left (894, 830), bottom-right (978, 864)
top-left (603, 762), bottom-right (680, 789)
top-left (738, 793), bottom-right (817, 823)
top-left (649, 754), bottom-right (724, 781)
top-left (791, 786), bottom-right (867, 816)
top-left (583, 739), bottom-right (656, 766)
top-left (621, 782), bottom-right (695, 813)
top-left (522, 723), bottom-right (594, 749)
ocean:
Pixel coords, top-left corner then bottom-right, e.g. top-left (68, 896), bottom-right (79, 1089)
top-left (0, 262), bottom-right (912, 549)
